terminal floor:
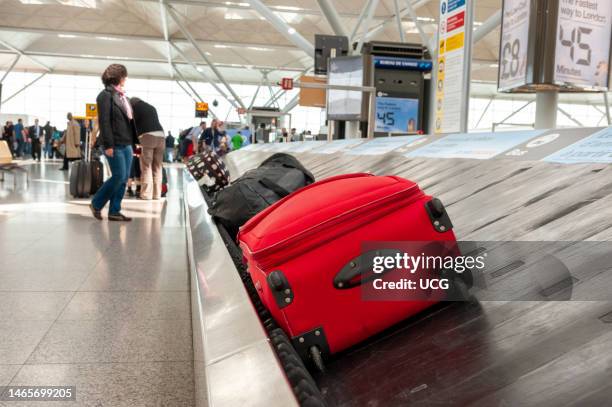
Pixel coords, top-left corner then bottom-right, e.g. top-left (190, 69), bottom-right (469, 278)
top-left (0, 161), bottom-right (194, 406)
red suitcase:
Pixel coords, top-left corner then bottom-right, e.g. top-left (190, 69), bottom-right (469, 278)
top-left (238, 173), bottom-right (460, 367)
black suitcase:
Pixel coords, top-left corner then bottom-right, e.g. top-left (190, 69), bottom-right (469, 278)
top-left (90, 159), bottom-right (104, 195)
top-left (70, 160), bottom-right (92, 198)
top-left (208, 153), bottom-right (314, 238)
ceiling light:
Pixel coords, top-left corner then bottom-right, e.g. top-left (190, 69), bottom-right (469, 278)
top-left (489, 63), bottom-right (499, 68)
top-left (248, 47), bottom-right (272, 52)
top-left (274, 5), bottom-right (302, 11)
top-left (58, 34), bottom-right (77, 38)
top-left (96, 36), bottom-right (121, 41)
top-left (288, 27), bottom-right (296, 35)
top-left (197, 67), bottom-right (204, 72)
top-left (214, 44), bottom-right (230, 49)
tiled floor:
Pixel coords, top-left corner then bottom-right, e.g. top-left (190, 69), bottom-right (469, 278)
top-left (0, 160), bottom-right (194, 406)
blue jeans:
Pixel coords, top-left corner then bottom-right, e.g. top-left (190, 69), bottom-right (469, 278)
top-left (92, 145), bottom-right (133, 215)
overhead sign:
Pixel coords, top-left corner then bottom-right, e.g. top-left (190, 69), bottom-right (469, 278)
top-left (435, 0), bottom-right (473, 134)
top-left (346, 136), bottom-right (423, 156)
top-left (553, 0), bottom-right (612, 90)
top-left (373, 57), bottom-right (433, 71)
top-left (281, 78), bottom-right (294, 90)
top-left (195, 102), bottom-right (209, 118)
top-left (498, 0), bottom-right (531, 91)
top-left (406, 130), bottom-right (546, 159)
top-left (85, 103), bottom-right (98, 119)
top-left (544, 127), bottom-right (612, 164)
top-left (299, 76), bottom-right (326, 108)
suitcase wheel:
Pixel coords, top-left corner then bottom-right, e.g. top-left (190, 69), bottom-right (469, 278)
top-left (309, 346), bottom-right (325, 373)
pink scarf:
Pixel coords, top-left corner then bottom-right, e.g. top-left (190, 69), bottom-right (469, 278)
top-left (114, 85), bottom-right (133, 120)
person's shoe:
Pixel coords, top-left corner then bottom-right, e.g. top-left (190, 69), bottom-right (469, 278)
top-left (127, 189), bottom-right (135, 197)
top-left (89, 203), bottom-right (103, 220)
top-left (108, 213), bottom-right (132, 222)
top-left (59, 168), bottom-right (67, 171)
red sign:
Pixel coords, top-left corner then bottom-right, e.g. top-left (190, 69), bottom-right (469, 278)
top-left (447, 11), bottom-right (465, 33)
top-left (281, 78), bottom-right (294, 90)
top-left (237, 107), bottom-right (246, 115)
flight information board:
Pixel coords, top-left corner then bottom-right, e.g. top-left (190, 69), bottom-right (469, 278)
top-left (498, 0), bottom-right (531, 90)
top-left (554, 0), bottom-right (612, 90)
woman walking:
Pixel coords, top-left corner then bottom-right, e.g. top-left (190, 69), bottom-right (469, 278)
top-left (89, 64), bottom-right (135, 222)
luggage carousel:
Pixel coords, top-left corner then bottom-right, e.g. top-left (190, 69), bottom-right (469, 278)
top-left (185, 129), bottom-right (612, 407)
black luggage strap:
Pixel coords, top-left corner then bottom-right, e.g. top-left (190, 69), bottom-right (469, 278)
top-left (259, 178), bottom-right (291, 198)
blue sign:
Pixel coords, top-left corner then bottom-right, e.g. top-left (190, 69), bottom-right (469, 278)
top-left (373, 56), bottom-right (433, 72)
top-left (543, 127), bottom-right (612, 164)
top-left (447, 0), bottom-right (465, 13)
top-left (375, 97), bottom-right (419, 133)
top-left (441, 1), bottom-right (447, 14)
top-left (406, 130), bottom-right (546, 160)
top-left (347, 136), bottom-right (424, 156)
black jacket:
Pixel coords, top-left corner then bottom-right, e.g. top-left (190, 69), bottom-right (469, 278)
top-left (96, 85), bottom-right (136, 149)
top-left (28, 125), bottom-right (43, 141)
top-left (130, 98), bottom-right (163, 137)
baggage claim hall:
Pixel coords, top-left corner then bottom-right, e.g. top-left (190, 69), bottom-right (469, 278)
top-left (0, 0), bottom-right (611, 406)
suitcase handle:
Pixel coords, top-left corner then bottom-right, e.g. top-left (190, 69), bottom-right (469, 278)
top-left (239, 173), bottom-right (373, 236)
top-left (333, 249), bottom-right (401, 289)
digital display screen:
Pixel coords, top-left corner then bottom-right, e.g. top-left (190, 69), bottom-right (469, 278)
top-left (375, 97), bottom-right (419, 133)
top-left (327, 56), bottom-right (364, 120)
top-left (554, 1), bottom-right (612, 90)
top-left (498, 0), bottom-right (531, 90)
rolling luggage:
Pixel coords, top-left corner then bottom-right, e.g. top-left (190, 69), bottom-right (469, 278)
top-left (90, 159), bottom-right (104, 195)
top-left (186, 149), bottom-right (229, 193)
top-left (69, 160), bottom-right (92, 198)
top-left (238, 173), bottom-right (464, 368)
top-left (209, 153), bottom-right (314, 238)
top-left (69, 130), bottom-right (99, 198)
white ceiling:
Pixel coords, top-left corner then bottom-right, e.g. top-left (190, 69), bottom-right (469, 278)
top-left (0, 0), bottom-right (503, 87)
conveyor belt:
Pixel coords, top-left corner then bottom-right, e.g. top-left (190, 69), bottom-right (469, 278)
top-left (223, 147), bottom-right (612, 406)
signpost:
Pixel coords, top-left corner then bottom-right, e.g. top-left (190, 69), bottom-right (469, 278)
top-left (435, 0), bottom-right (474, 134)
top-left (498, 0), bottom-right (531, 91)
top-left (498, 0), bottom-right (612, 93)
top-left (553, 1), bottom-right (612, 90)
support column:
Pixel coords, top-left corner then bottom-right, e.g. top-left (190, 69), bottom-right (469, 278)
top-left (535, 91), bottom-right (558, 129)
top-left (604, 92), bottom-right (611, 125)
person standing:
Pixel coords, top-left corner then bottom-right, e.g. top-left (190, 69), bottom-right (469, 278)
top-left (14, 119), bottom-right (24, 158)
top-left (231, 131), bottom-right (244, 150)
top-left (90, 64), bottom-right (135, 222)
top-left (43, 121), bottom-right (53, 159)
top-left (200, 119), bottom-right (216, 149)
top-left (29, 119), bottom-right (43, 162)
top-left (59, 113), bottom-right (81, 170)
top-left (165, 131), bottom-right (175, 163)
top-left (2, 121), bottom-right (15, 157)
top-left (130, 97), bottom-right (165, 200)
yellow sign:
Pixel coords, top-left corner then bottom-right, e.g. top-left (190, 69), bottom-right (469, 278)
top-left (446, 32), bottom-right (465, 53)
top-left (86, 103), bottom-right (98, 118)
top-left (196, 102), bottom-right (209, 111)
